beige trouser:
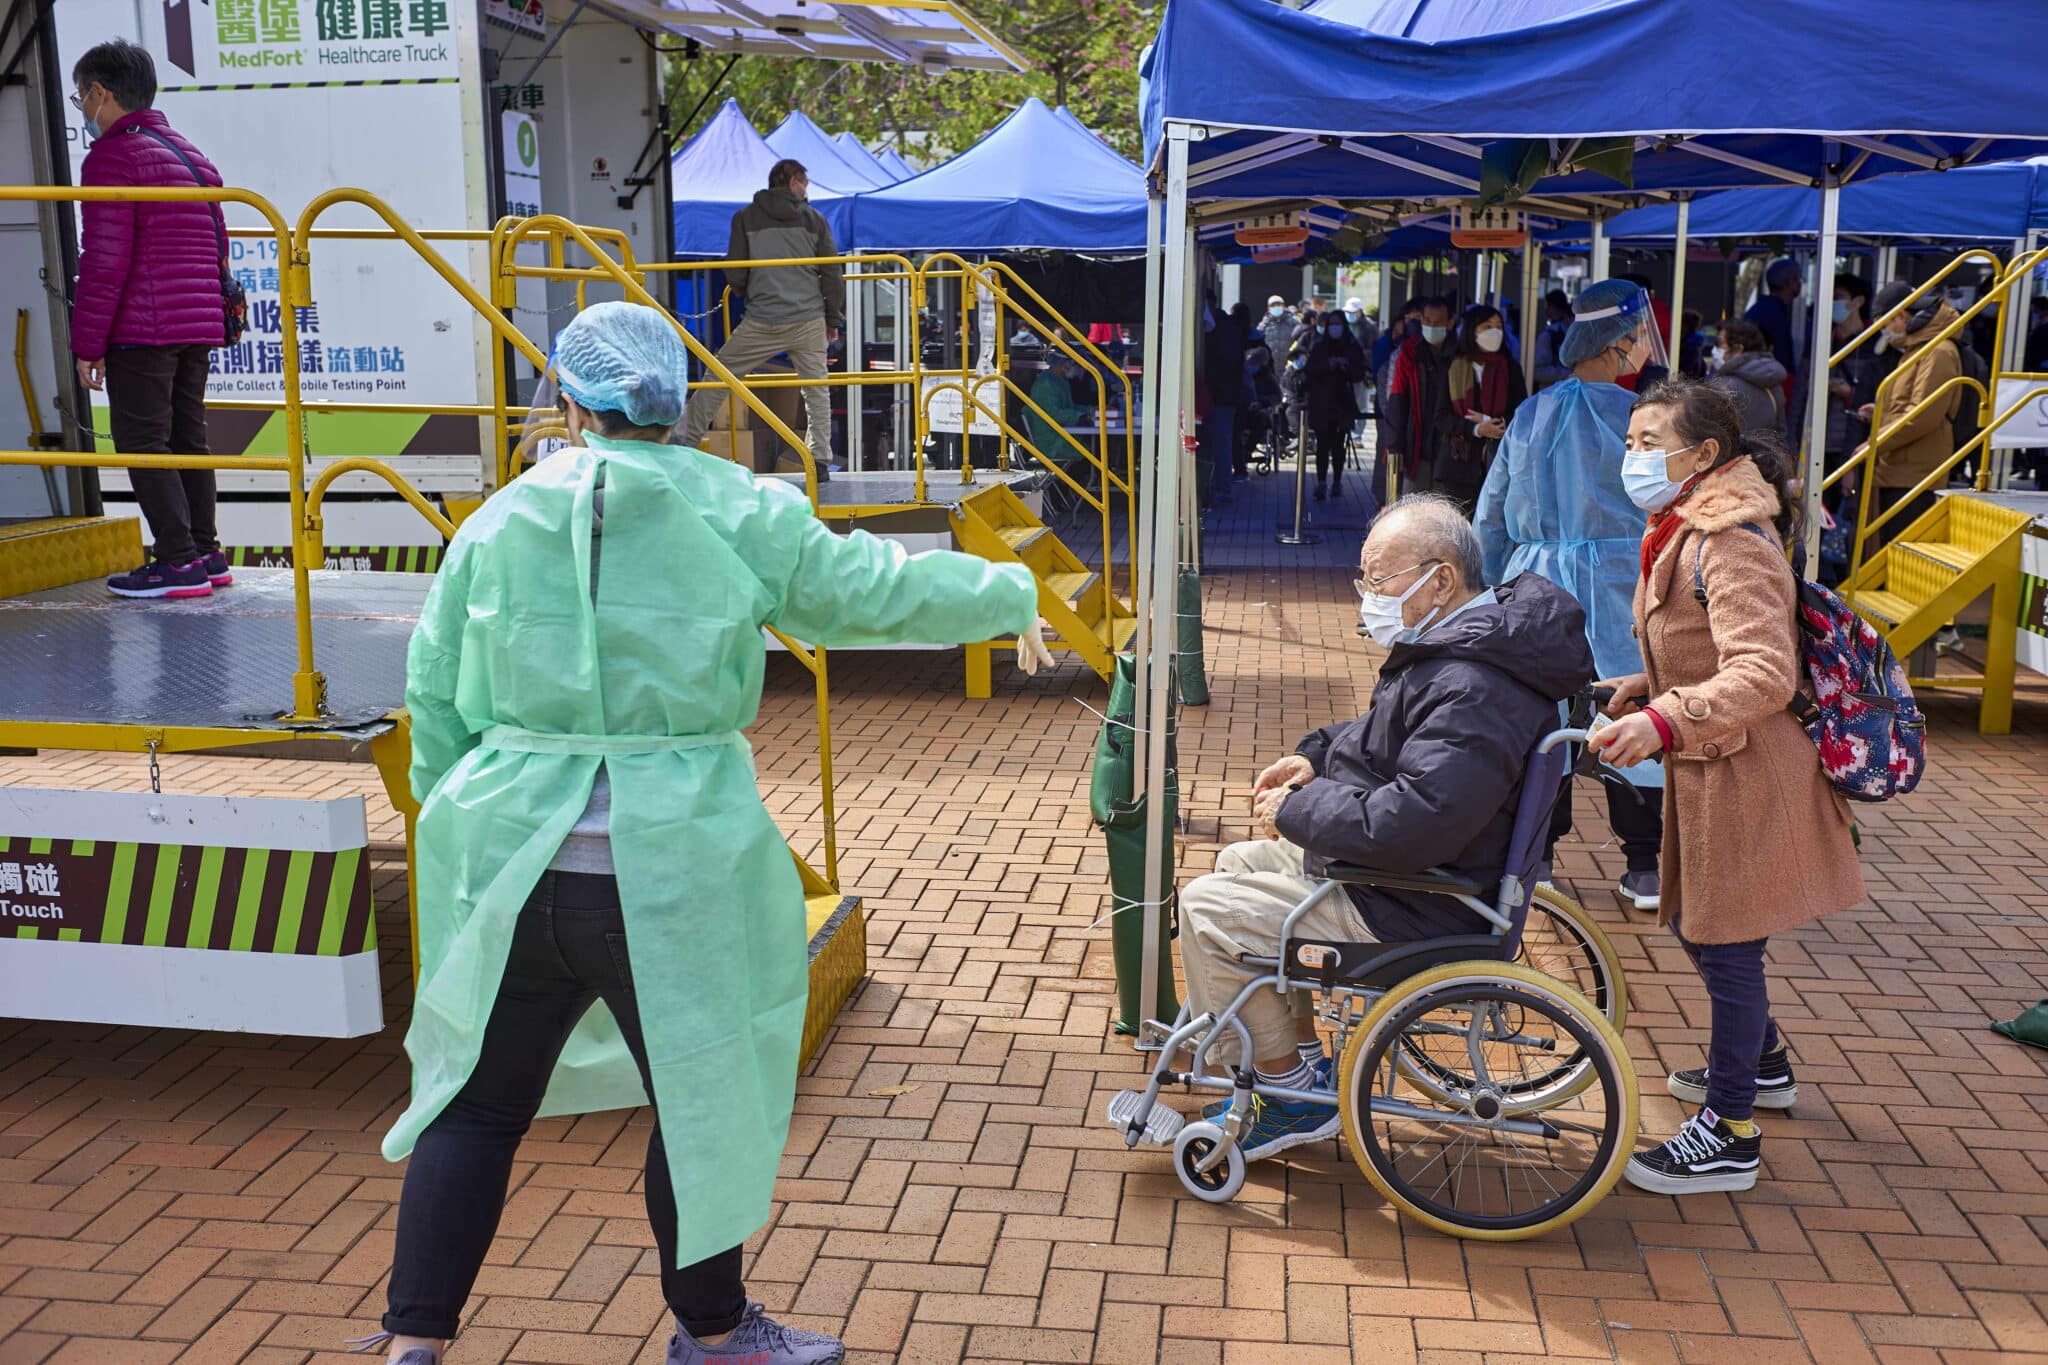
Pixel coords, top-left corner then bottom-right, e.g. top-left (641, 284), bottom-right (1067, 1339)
top-left (1178, 839), bottom-right (1378, 1069)
top-left (680, 315), bottom-right (832, 470)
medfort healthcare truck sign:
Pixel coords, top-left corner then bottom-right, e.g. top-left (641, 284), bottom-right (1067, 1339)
top-left (161, 0), bottom-right (457, 81)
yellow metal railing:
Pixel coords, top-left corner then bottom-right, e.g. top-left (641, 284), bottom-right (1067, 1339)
top-left (1824, 244), bottom-right (2048, 588)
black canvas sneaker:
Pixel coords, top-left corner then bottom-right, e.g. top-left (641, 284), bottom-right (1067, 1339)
top-left (1666, 1044), bottom-right (1797, 1109)
top-left (1625, 1111), bottom-right (1762, 1194)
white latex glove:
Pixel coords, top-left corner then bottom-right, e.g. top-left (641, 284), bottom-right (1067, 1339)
top-left (1016, 618), bottom-right (1055, 676)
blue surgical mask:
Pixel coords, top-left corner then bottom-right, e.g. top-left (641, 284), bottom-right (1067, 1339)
top-left (1622, 443), bottom-right (1700, 512)
top-left (1268, 305), bottom-right (1286, 318)
top-left (1421, 324), bottom-right (1449, 345)
top-left (1831, 299), bottom-right (1851, 324)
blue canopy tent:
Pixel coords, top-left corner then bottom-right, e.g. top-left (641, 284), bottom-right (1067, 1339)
top-left (1539, 159), bottom-right (2048, 248)
top-left (766, 111), bottom-right (897, 191)
top-left (670, 99), bottom-right (857, 257)
top-left (848, 97), bottom-right (1148, 253)
top-left (1120, 0), bottom-right (2048, 1021)
top-left (875, 146), bottom-right (919, 180)
top-left (833, 132), bottom-right (909, 185)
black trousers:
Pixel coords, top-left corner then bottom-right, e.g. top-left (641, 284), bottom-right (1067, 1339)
top-left (1548, 776), bottom-right (1664, 876)
top-left (1313, 422), bottom-right (1349, 484)
top-left (383, 871), bottom-right (747, 1341)
top-left (105, 344), bottom-right (218, 565)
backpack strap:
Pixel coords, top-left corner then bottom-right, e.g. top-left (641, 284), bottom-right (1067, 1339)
top-left (133, 125), bottom-right (228, 268)
top-left (1689, 522), bottom-right (1774, 606)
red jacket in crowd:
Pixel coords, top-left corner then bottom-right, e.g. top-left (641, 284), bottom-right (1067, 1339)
top-left (72, 109), bottom-right (227, 361)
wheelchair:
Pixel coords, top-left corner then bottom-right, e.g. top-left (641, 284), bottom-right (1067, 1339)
top-left (1104, 723), bottom-right (1640, 1241)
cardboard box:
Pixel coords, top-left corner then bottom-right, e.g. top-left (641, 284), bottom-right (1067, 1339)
top-left (694, 428), bottom-right (757, 463)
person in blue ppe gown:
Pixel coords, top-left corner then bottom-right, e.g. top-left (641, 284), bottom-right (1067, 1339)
top-left (1474, 278), bottom-right (1666, 912)
top-left (368, 302), bottom-right (1049, 1365)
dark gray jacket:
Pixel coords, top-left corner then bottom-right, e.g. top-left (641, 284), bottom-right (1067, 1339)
top-left (725, 187), bottom-right (843, 328)
top-left (1708, 351), bottom-right (1787, 436)
top-left (1274, 573), bottom-right (1594, 940)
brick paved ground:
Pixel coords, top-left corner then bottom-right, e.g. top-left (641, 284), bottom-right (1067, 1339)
top-left (5, 469), bottom-right (2048, 1363)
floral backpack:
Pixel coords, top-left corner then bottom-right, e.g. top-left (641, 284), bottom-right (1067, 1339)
top-left (1693, 524), bottom-right (1926, 802)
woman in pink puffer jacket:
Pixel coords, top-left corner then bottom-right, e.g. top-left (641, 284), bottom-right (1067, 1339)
top-left (71, 38), bottom-right (231, 599)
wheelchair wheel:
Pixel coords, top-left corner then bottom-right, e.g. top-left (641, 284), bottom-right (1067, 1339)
top-left (1173, 1121), bottom-right (1247, 1204)
top-left (1524, 884), bottom-right (1629, 1033)
top-left (1393, 884), bottom-right (1628, 1113)
top-left (1337, 961), bottom-right (1638, 1241)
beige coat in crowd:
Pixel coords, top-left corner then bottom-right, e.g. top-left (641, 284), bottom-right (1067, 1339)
top-left (1627, 458), bottom-right (1865, 943)
top-left (1872, 301), bottom-right (1961, 492)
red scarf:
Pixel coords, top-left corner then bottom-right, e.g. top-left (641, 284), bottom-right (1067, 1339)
top-left (1639, 472), bottom-right (1712, 581)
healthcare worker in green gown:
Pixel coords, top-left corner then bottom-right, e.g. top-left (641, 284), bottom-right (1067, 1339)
top-left (368, 302), bottom-right (1049, 1365)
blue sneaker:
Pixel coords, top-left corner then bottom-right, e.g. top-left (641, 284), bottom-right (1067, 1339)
top-left (1200, 1093), bottom-right (1340, 1161)
top-left (1202, 1057), bottom-right (1338, 1122)
top-left (668, 1302), bottom-right (843, 1365)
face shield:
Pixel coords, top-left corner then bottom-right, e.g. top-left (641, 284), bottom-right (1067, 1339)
top-left (1567, 284), bottom-right (1669, 378)
top-left (514, 366), bottom-right (577, 478)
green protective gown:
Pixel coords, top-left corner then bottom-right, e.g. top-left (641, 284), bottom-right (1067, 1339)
top-left (385, 432), bottom-right (1038, 1269)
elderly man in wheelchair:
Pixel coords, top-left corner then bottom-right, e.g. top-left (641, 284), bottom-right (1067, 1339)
top-left (1107, 494), bottom-right (1642, 1239)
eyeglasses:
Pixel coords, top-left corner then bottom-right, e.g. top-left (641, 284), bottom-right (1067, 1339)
top-left (68, 91), bottom-right (86, 110)
top-left (1354, 559), bottom-right (1441, 599)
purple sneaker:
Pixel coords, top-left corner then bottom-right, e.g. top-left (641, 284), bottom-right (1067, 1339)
top-left (668, 1302), bottom-right (844, 1365)
top-left (107, 558), bottom-right (212, 600)
top-left (199, 550), bottom-right (234, 587)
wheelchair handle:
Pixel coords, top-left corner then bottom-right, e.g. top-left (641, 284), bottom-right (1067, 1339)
top-left (1537, 727), bottom-right (1592, 754)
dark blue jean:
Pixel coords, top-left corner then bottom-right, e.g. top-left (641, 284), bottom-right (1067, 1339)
top-left (1670, 911), bottom-right (1781, 1121)
top-left (383, 871), bottom-right (747, 1340)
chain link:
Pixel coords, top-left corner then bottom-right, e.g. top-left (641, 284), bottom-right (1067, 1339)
top-left (146, 737), bottom-right (161, 795)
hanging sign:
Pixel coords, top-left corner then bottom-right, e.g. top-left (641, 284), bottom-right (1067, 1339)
top-left (1451, 204), bottom-right (1529, 249)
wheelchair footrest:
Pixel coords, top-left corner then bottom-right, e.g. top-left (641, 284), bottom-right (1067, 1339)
top-left (1106, 1089), bottom-right (1186, 1147)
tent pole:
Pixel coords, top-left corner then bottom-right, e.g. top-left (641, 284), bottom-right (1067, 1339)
top-left (1521, 239), bottom-right (1541, 394)
top-left (1180, 225), bottom-right (1200, 575)
top-left (1132, 194), bottom-right (1164, 789)
top-left (1801, 177), bottom-right (1841, 572)
top-left (1590, 214), bottom-right (1610, 281)
top-left (1376, 259), bottom-right (1393, 325)
top-left (1668, 198), bottom-right (1690, 363)
top-left (1139, 125), bottom-right (1192, 1042)
top-left (846, 260), bottom-right (864, 473)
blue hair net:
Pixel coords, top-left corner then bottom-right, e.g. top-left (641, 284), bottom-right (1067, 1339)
top-left (550, 301), bottom-right (692, 429)
top-left (1558, 279), bottom-right (1652, 369)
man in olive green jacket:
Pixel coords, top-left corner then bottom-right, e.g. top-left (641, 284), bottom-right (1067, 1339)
top-left (680, 159), bottom-right (843, 474)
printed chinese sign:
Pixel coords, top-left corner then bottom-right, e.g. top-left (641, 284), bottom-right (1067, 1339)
top-left (0, 836), bottom-right (372, 955)
top-left (61, 0), bottom-right (482, 445)
top-left (484, 0), bottom-right (546, 39)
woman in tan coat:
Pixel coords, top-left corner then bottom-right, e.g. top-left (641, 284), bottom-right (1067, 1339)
top-left (1589, 376), bottom-right (1864, 1197)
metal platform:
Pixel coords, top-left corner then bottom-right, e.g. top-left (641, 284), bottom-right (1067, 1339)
top-left (0, 569), bottom-right (424, 734)
top-left (766, 466), bottom-right (1045, 508)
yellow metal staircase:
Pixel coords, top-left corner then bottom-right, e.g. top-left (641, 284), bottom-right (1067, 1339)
top-left (952, 483), bottom-right (1137, 687)
top-left (1845, 494), bottom-right (2032, 734)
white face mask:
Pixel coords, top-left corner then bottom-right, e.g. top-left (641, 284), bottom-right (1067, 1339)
top-left (1621, 443), bottom-right (1700, 512)
top-left (1420, 324), bottom-right (1449, 345)
top-left (1475, 328), bottom-right (1504, 353)
top-left (1357, 562), bottom-right (1444, 648)
top-left (1268, 305), bottom-right (1286, 318)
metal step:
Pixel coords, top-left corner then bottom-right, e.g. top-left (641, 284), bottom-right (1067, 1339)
top-left (996, 524), bottom-right (1051, 553)
top-left (1892, 539), bottom-right (1974, 572)
top-left (1101, 615), bottom-right (1140, 650)
top-left (1106, 1089), bottom-right (1186, 1147)
top-left (1850, 589), bottom-right (1915, 627)
top-left (1045, 569), bottom-right (1100, 603)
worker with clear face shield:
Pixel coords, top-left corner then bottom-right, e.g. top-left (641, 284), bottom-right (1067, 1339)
top-left (1473, 278), bottom-right (1668, 912)
top-left (363, 302), bottom-right (1050, 1365)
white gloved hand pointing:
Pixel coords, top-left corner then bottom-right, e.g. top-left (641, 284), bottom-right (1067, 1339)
top-left (1016, 618), bottom-right (1055, 676)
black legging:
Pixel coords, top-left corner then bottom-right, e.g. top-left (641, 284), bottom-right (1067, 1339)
top-left (1314, 422), bottom-right (1350, 485)
top-left (382, 871), bottom-right (747, 1341)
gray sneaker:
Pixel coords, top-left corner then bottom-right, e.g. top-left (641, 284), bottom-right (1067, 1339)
top-left (668, 1302), bottom-right (844, 1365)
